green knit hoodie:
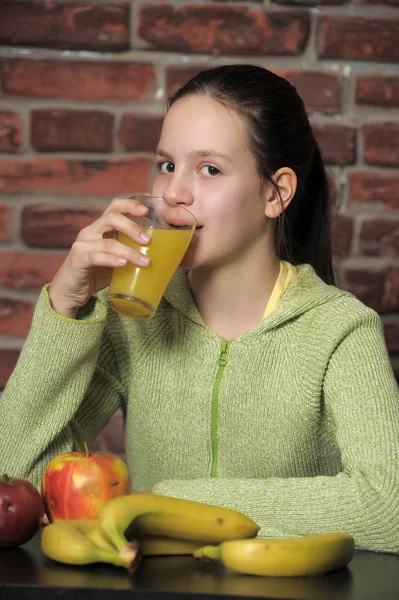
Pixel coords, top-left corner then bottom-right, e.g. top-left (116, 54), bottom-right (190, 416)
top-left (0, 265), bottom-right (398, 554)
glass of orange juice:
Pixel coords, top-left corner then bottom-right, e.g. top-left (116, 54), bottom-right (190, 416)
top-left (106, 195), bottom-right (196, 320)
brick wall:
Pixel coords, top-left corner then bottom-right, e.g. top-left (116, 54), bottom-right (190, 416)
top-left (0, 0), bottom-right (398, 452)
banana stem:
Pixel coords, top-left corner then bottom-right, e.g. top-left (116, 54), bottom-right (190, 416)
top-left (193, 545), bottom-right (222, 562)
top-left (85, 522), bottom-right (141, 570)
top-left (119, 541), bottom-right (141, 571)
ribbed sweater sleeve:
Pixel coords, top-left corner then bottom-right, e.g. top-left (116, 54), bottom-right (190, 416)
top-left (152, 310), bottom-right (399, 554)
top-left (0, 286), bottom-right (125, 489)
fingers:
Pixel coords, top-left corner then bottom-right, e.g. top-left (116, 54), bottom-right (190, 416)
top-left (77, 197), bottom-right (151, 245)
top-left (70, 238), bottom-right (151, 270)
top-left (47, 198), bottom-right (152, 314)
top-left (103, 196), bottom-right (149, 218)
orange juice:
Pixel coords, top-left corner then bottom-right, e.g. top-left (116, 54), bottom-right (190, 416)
top-left (107, 226), bottom-right (193, 319)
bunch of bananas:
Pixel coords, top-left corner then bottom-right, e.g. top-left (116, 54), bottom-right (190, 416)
top-left (41, 494), bottom-right (355, 576)
top-left (41, 494), bottom-right (260, 570)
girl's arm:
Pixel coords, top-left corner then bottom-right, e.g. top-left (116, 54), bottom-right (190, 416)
top-left (0, 195), bottom-right (153, 489)
top-left (0, 286), bottom-right (125, 489)
top-left (152, 313), bottom-right (399, 554)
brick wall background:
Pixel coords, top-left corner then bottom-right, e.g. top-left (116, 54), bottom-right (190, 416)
top-left (0, 0), bottom-right (398, 455)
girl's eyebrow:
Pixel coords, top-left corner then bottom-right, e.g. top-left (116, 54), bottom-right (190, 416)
top-left (155, 148), bottom-right (172, 160)
top-left (155, 148), bottom-right (232, 162)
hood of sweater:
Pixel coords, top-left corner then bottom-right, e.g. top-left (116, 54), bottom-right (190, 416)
top-left (163, 264), bottom-right (351, 335)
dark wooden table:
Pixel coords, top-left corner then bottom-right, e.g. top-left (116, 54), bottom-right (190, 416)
top-left (1, 530), bottom-right (398, 600)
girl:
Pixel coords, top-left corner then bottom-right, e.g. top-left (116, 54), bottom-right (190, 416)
top-left (1, 65), bottom-right (398, 554)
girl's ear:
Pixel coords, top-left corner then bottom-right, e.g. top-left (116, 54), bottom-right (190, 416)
top-left (264, 168), bottom-right (297, 219)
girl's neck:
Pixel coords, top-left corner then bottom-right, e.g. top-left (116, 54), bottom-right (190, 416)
top-left (190, 250), bottom-right (280, 340)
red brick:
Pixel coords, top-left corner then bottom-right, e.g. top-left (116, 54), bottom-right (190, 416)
top-left (166, 66), bottom-right (341, 113)
top-left (274, 0), bottom-right (345, 4)
top-left (119, 114), bottom-right (162, 153)
top-left (384, 322), bottom-right (399, 353)
top-left (278, 70), bottom-right (341, 113)
top-left (344, 265), bottom-right (399, 314)
top-left (328, 171), bottom-right (340, 205)
top-left (312, 122), bottom-right (356, 165)
top-left (362, 123), bottom-right (399, 168)
top-left (0, 1), bottom-right (129, 51)
top-left (21, 204), bottom-right (104, 249)
top-left (359, 0), bottom-right (399, 5)
top-left (382, 265), bottom-right (399, 312)
top-left (348, 172), bottom-right (399, 210)
top-left (343, 268), bottom-right (385, 312)
top-left (0, 158), bottom-right (152, 197)
top-left (166, 66), bottom-right (211, 98)
top-left (0, 252), bottom-right (65, 290)
top-left (2, 59), bottom-right (155, 102)
top-left (0, 298), bottom-right (33, 337)
top-left (31, 109), bottom-right (114, 153)
top-left (318, 17), bottom-right (399, 62)
top-left (359, 218), bottom-right (399, 257)
top-left (0, 349), bottom-right (21, 390)
top-left (331, 214), bottom-right (354, 258)
top-left (138, 5), bottom-right (310, 55)
top-left (0, 110), bottom-right (22, 153)
top-left (91, 409), bottom-right (125, 456)
top-left (356, 75), bottom-right (399, 108)
top-left (0, 204), bottom-right (12, 242)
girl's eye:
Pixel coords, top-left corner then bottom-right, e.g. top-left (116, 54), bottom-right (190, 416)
top-left (158, 161), bottom-right (174, 174)
top-left (201, 165), bottom-right (220, 177)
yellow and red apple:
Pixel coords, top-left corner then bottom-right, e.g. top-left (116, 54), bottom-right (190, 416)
top-left (41, 443), bottom-right (130, 521)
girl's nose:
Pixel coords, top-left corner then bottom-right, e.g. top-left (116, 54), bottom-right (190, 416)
top-left (162, 178), bottom-right (194, 207)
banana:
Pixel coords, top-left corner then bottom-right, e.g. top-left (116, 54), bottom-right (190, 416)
top-left (98, 494), bottom-right (260, 555)
top-left (41, 520), bottom-right (139, 569)
top-left (136, 534), bottom-right (202, 556)
top-left (193, 532), bottom-right (355, 577)
top-left (49, 519), bottom-right (202, 557)
top-left (41, 520), bottom-right (211, 570)
top-left (81, 521), bottom-right (120, 554)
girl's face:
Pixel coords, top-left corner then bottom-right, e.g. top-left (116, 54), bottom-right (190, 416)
top-left (152, 94), bottom-right (271, 270)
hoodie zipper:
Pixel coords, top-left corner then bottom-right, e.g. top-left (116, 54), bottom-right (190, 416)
top-left (210, 339), bottom-right (229, 477)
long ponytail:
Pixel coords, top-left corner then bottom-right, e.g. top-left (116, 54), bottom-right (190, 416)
top-left (276, 144), bottom-right (335, 284)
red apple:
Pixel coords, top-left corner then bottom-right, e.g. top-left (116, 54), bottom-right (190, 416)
top-left (0, 474), bottom-right (44, 547)
top-left (41, 443), bottom-right (131, 521)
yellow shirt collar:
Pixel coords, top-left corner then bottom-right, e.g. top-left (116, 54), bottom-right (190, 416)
top-left (262, 261), bottom-right (297, 320)
top-left (187, 260), bottom-right (297, 322)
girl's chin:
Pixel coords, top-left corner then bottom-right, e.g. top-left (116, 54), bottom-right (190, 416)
top-left (180, 255), bottom-right (196, 270)
top-left (180, 244), bottom-right (200, 270)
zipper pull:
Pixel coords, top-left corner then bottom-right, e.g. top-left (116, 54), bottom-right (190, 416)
top-left (218, 339), bottom-right (229, 366)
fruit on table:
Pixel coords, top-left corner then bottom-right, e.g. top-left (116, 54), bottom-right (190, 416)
top-left (194, 532), bottom-right (355, 577)
top-left (41, 519), bottom-right (203, 570)
top-left (41, 494), bottom-right (260, 570)
top-left (0, 474), bottom-right (44, 547)
top-left (41, 442), bottom-right (130, 521)
top-left (98, 494), bottom-right (260, 559)
top-left (41, 519), bottom-right (135, 568)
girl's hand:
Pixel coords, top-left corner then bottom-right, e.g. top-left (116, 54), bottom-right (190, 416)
top-left (49, 197), bottom-right (151, 318)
